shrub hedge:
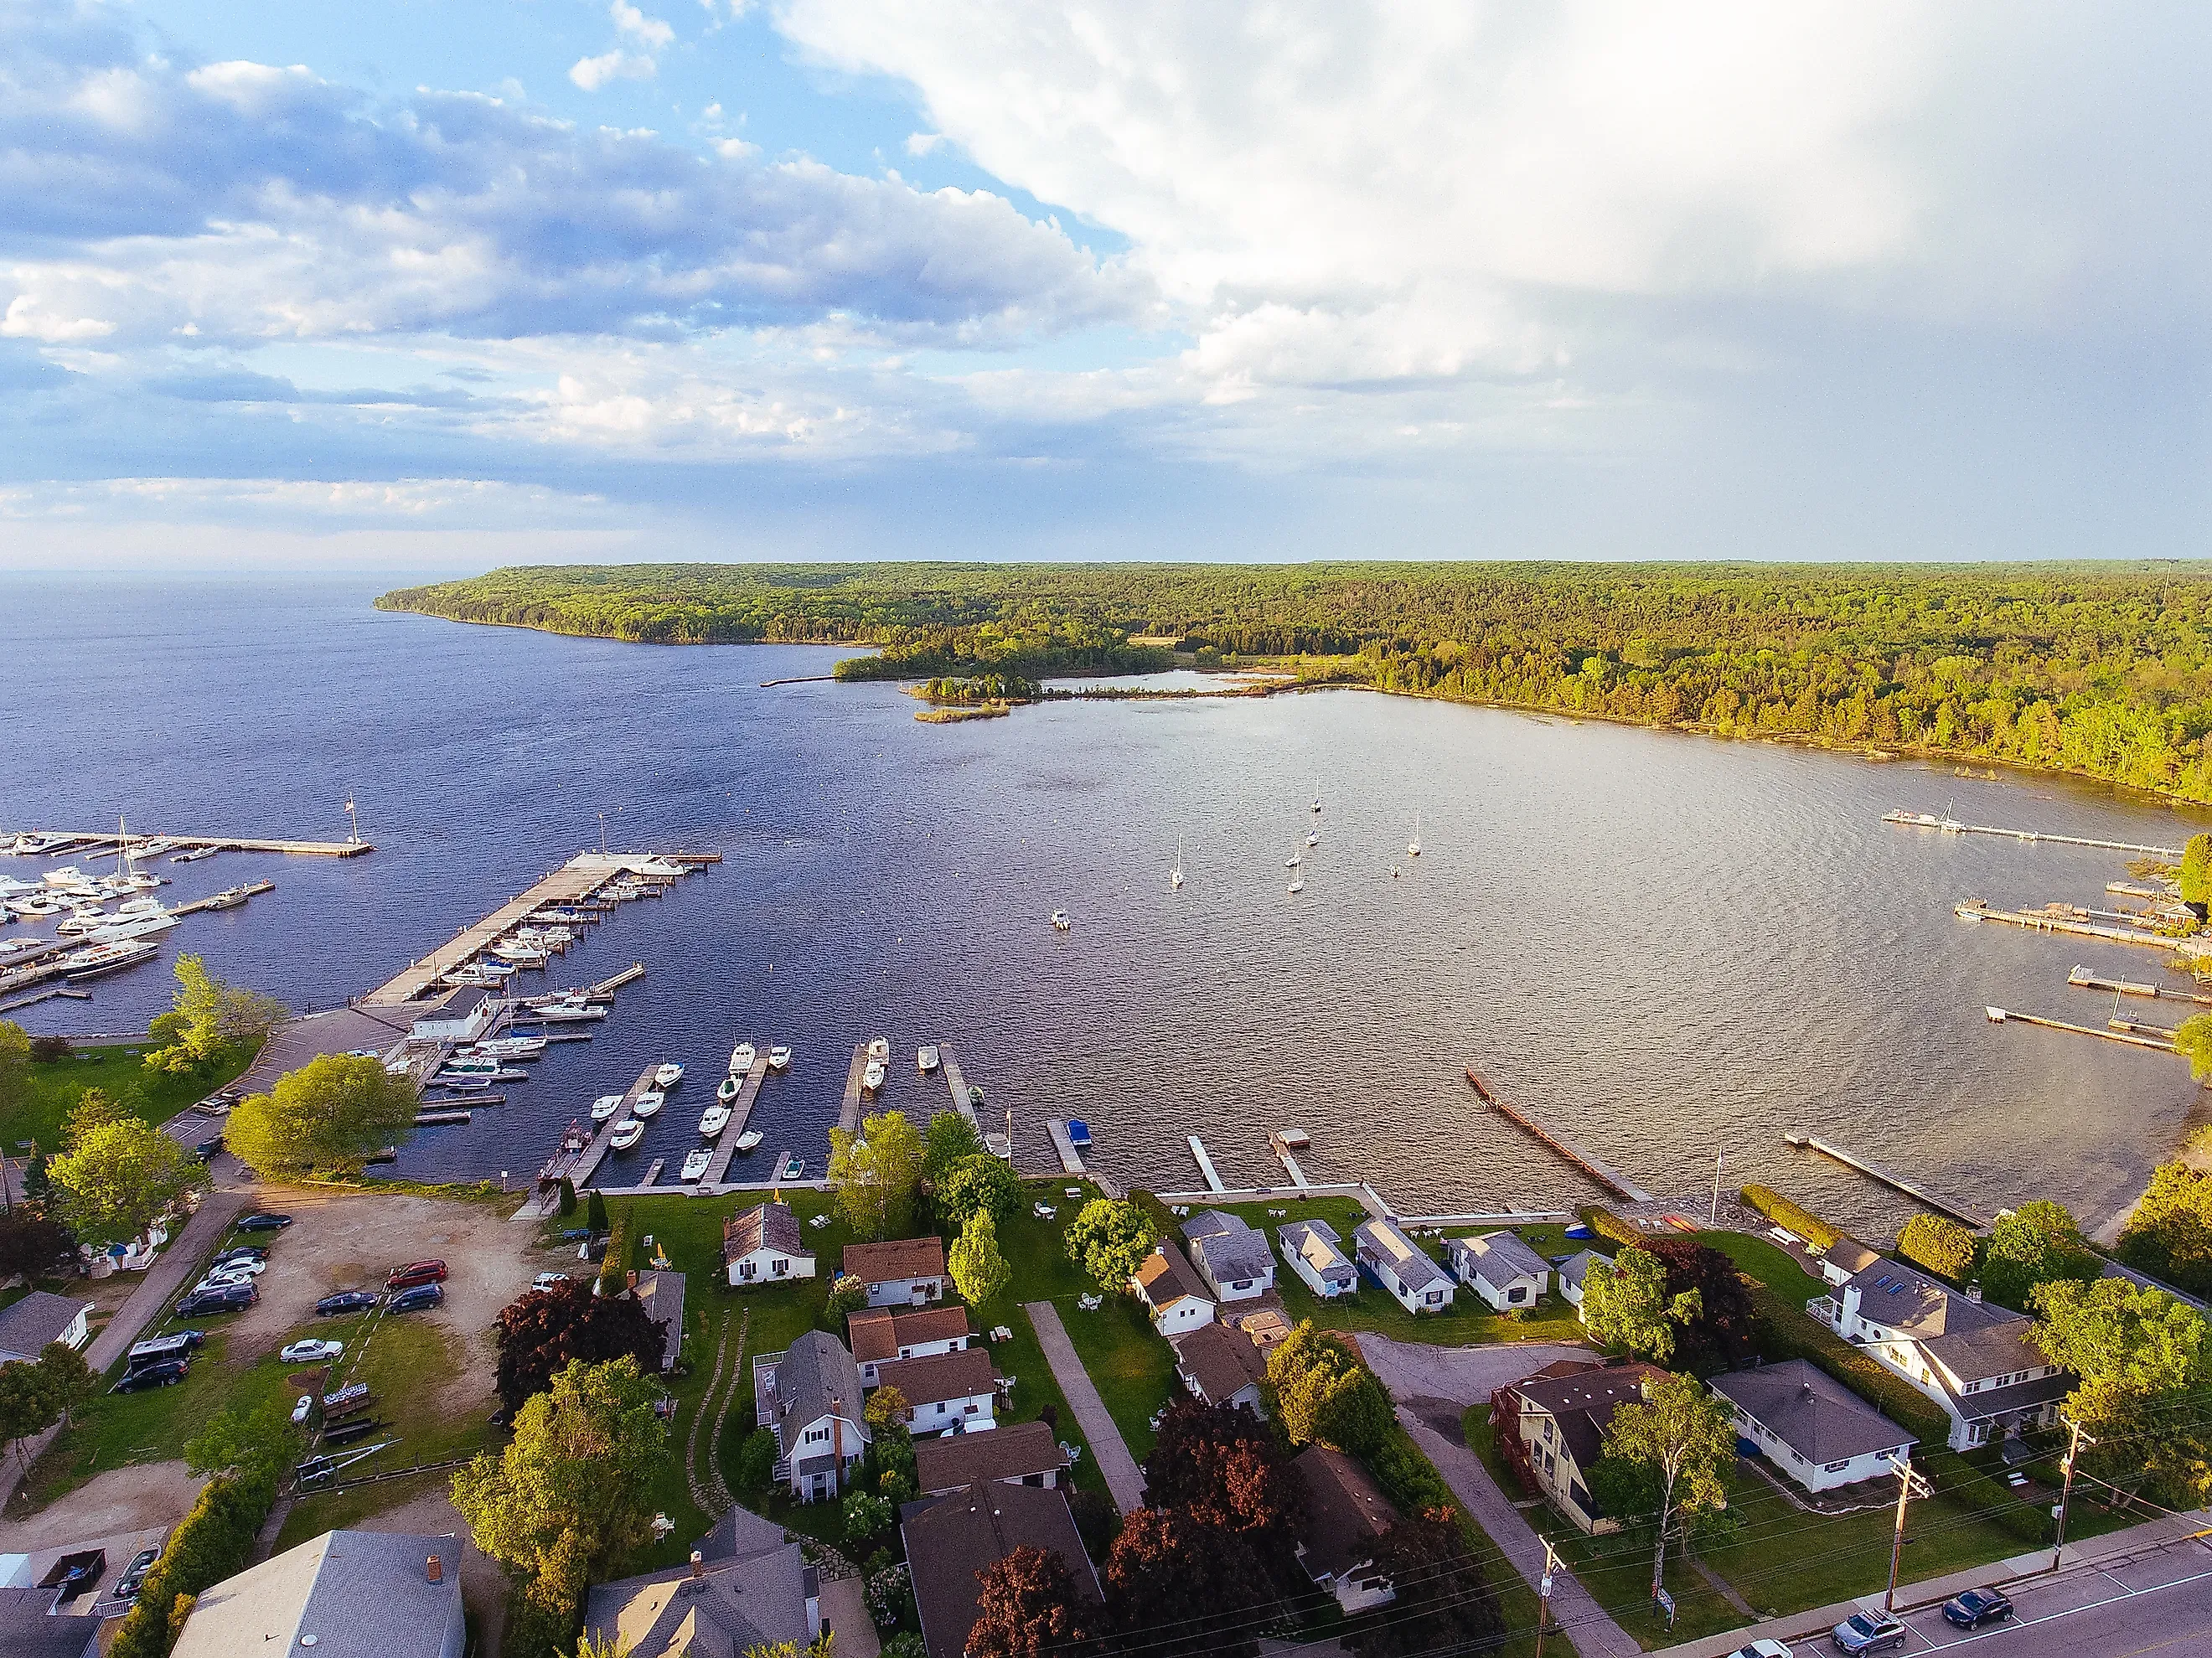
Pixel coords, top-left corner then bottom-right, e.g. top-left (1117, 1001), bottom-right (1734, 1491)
top-left (1739, 1185), bottom-right (1844, 1253)
top-left (108, 1464), bottom-right (283, 1658)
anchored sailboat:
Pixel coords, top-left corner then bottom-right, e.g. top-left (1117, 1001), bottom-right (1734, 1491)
top-left (1171, 836), bottom-right (1184, 890)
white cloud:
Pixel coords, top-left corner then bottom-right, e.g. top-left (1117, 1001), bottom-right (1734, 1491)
top-left (611, 1), bottom-right (675, 49)
top-left (570, 49), bottom-right (656, 90)
top-left (903, 132), bottom-right (943, 157)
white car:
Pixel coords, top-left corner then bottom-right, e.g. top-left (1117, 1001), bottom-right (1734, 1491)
top-left (530, 1273), bottom-right (570, 1292)
top-left (290, 1394), bottom-right (313, 1425)
top-left (280, 1339), bottom-right (344, 1364)
top-left (195, 1272), bottom-right (255, 1294)
top-left (1730, 1643), bottom-right (1793, 1658)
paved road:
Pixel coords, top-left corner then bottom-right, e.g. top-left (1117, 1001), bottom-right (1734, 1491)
top-left (1397, 1408), bottom-right (1641, 1658)
top-left (1023, 1301), bottom-right (1146, 1514)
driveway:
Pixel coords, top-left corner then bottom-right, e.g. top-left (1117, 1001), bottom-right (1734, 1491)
top-left (1023, 1302), bottom-right (1146, 1514)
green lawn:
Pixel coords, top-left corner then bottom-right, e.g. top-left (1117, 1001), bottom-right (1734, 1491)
top-left (1698, 1230), bottom-right (1827, 1305)
top-left (3, 1039), bottom-right (258, 1154)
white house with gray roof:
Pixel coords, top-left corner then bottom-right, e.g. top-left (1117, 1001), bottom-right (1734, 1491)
top-left (1181, 1211), bottom-right (1275, 1301)
top-left (0, 1290), bottom-right (92, 1365)
top-left (753, 1330), bottom-right (871, 1502)
top-left (584, 1504), bottom-right (819, 1658)
top-left (1279, 1220), bottom-right (1357, 1299)
top-left (1354, 1218), bottom-right (1453, 1314)
top-left (1555, 1249), bottom-right (1611, 1308)
top-left (1709, 1360), bottom-right (1917, 1493)
top-left (170, 1530), bottom-right (463, 1658)
top-left (1814, 1259), bottom-right (2069, 1451)
top-left (1445, 1232), bottom-right (1549, 1310)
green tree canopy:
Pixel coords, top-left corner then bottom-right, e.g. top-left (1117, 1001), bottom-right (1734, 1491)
top-left (62, 1090), bottom-right (134, 1149)
top-left (0, 1021), bottom-right (27, 1129)
top-left (44, 1114), bottom-right (201, 1245)
top-left (147, 955), bottom-right (287, 1073)
top-left (0, 1360), bottom-right (60, 1469)
top-left (2117, 1160), bottom-right (2212, 1297)
top-left (938, 1154), bottom-right (1021, 1231)
top-left (1580, 1247), bottom-right (1702, 1366)
top-left (828, 1110), bottom-right (924, 1240)
top-left (1600, 1371), bottom-right (1734, 1598)
top-left (1898, 1213), bottom-right (1981, 1284)
top-left (948, 1210), bottom-right (1010, 1309)
top-left (923, 1111), bottom-right (985, 1190)
top-left (225, 1053), bottom-right (418, 1177)
top-left (2182, 833), bottom-right (2212, 906)
top-left (1981, 1201), bottom-right (2101, 1311)
top-left (1265, 1321), bottom-right (1392, 1457)
top-left (1063, 1198), bottom-right (1157, 1294)
top-left (2176, 1015), bottom-right (2212, 1082)
top-left (2031, 1276), bottom-right (2212, 1507)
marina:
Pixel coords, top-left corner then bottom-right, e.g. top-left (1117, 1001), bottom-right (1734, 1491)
top-left (1785, 1133), bottom-right (1995, 1229)
top-left (3, 828), bottom-right (375, 858)
top-left (553, 1062), bottom-right (664, 1192)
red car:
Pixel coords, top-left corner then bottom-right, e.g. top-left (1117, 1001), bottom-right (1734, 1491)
top-left (385, 1259), bottom-right (448, 1290)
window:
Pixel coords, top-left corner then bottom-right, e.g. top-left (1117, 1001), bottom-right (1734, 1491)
top-left (805, 1426), bottom-right (830, 1445)
top-left (1825, 1460), bottom-right (1850, 1473)
top-left (964, 1402), bottom-right (979, 1414)
top-left (1509, 1287), bottom-right (1527, 1304)
top-left (772, 1259), bottom-right (787, 1277)
top-left (935, 1401), bottom-right (948, 1414)
top-left (1426, 1291), bottom-right (1444, 1305)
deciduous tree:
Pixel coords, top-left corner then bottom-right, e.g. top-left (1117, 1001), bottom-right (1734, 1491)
top-left (1600, 1372), bottom-right (1734, 1599)
top-left (949, 1210), bottom-right (1010, 1308)
top-left (44, 1114), bottom-right (200, 1245)
top-left (1063, 1199), bottom-right (1156, 1295)
top-left (1982, 1201), bottom-right (2101, 1312)
top-left (225, 1053), bottom-right (417, 1177)
top-left (2117, 1161), bottom-right (2212, 1297)
top-left (923, 1111), bottom-right (985, 1191)
top-left (1350, 1510), bottom-right (1505, 1658)
top-left (2182, 833), bottom-right (2212, 910)
top-left (1899, 1213), bottom-right (1981, 1284)
top-left (829, 1110), bottom-right (924, 1240)
top-left (0, 1361), bottom-right (59, 1469)
top-left (2178, 1014), bottom-right (2212, 1082)
top-left (1142, 1400), bottom-right (1303, 1562)
top-left (1641, 1238), bottom-right (1756, 1374)
top-left (1580, 1247), bottom-right (1702, 1366)
top-left (0, 1022), bottom-right (27, 1129)
top-left (145, 955), bottom-right (287, 1072)
top-left (2032, 1276), bottom-right (2212, 1507)
top-left (1265, 1321), bottom-right (1392, 1457)
top-left (493, 1279), bottom-right (666, 1413)
top-left (0, 1210), bottom-right (72, 1279)
top-left (969, 1544), bottom-right (1100, 1658)
top-left (938, 1154), bottom-right (1021, 1231)
top-left (34, 1341), bottom-right (95, 1430)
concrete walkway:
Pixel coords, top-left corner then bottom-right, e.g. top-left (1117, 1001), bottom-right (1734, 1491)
top-left (1397, 1409), bottom-right (1641, 1658)
top-left (1023, 1301), bottom-right (1146, 1514)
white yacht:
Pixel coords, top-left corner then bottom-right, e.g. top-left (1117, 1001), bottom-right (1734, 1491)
top-left (700, 1104), bottom-right (731, 1138)
top-left (862, 1061), bottom-right (886, 1092)
top-left (492, 940), bottom-right (550, 966)
top-left (729, 1042), bottom-right (757, 1075)
top-left (866, 1036), bottom-right (891, 1062)
top-left (767, 1046), bottom-right (792, 1071)
top-left (59, 938), bottom-right (159, 979)
top-left (530, 1000), bottom-right (606, 1024)
top-left (169, 845), bottom-right (220, 863)
top-left (631, 1090), bottom-right (665, 1118)
top-left (917, 1046), bottom-right (940, 1074)
top-left (654, 1062), bottom-right (685, 1089)
top-left (608, 1119), bottom-right (645, 1151)
top-left (55, 907), bottom-right (111, 937)
top-left (42, 867), bottom-right (94, 890)
top-left (680, 1147), bottom-right (714, 1182)
top-left (591, 1093), bottom-right (625, 1123)
top-left (87, 912), bottom-right (177, 943)
top-left (471, 1036), bottom-right (546, 1060)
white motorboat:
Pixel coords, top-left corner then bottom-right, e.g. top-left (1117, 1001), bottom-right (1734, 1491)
top-left (492, 941), bottom-right (550, 966)
top-left (700, 1104), bottom-right (731, 1137)
top-left (1171, 835), bottom-right (1183, 890)
top-left (115, 896), bottom-right (165, 917)
top-left (767, 1046), bottom-right (791, 1071)
top-left (55, 907), bottom-right (111, 937)
top-left (59, 938), bottom-right (159, 979)
top-left (169, 845), bottom-right (220, 863)
top-left (1288, 870), bottom-right (1305, 893)
top-left (680, 1147), bottom-right (714, 1181)
top-left (729, 1042), bottom-right (757, 1075)
top-left (6, 895), bottom-right (66, 918)
top-left (862, 1061), bottom-right (886, 1092)
top-left (6, 835), bottom-right (65, 856)
top-left (732, 1129), bottom-right (763, 1154)
top-left (442, 1056), bottom-right (503, 1076)
top-left (469, 1036), bottom-right (546, 1060)
top-left (1408, 811), bottom-right (1422, 858)
top-left (87, 912), bottom-right (177, 943)
top-left (632, 1090), bottom-right (665, 1118)
top-left (1050, 911), bottom-right (1072, 931)
top-left (1285, 850), bottom-right (1301, 868)
top-left (608, 1119), bottom-right (645, 1151)
top-left (529, 1000), bottom-right (606, 1024)
top-left (591, 1093), bottom-right (625, 1123)
top-left (866, 1036), bottom-right (890, 1062)
top-left (654, 1062), bottom-right (685, 1089)
top-left (716, 1075), bottom-right (741, 1103)
top-left (1307, 829), bottom-right (1320, 847)
top-left (917, 1046), bottom-right (940, 1074)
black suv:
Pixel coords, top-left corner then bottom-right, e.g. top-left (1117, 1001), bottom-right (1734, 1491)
top-left (113, 1360), bottom-right (188, 1392)
top-left (176, 1284), bottom-right (256, 1317)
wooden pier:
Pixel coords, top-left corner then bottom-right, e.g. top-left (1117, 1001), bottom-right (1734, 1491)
top-left (1953, 899), bottom-right (2210, 958)
top-left (1786, 1133), bottom-right (1993, 1228)
top-left (1269, 1132), bottom-right (1311, 1190)
top-left (414, 1110), bottom-right (472, 1126)
top-left (170, 880), bottom-right (277, 917)
top-left (839, 1046), bottom-right (869, 1137)
top-left (940, 1047), bottom-right (979, 1127)
top-left (640, 1158), bottom-right (665, 1188)
top-left (1045, 1120), bottom-right (1087, 1175)
top-left (1186, 1135), bottom-right (1226, 1193)
top-left (2069, 965), bottom-right (2212, 1006)
top-left (589, 963), bottom-right (646, 996)
top-left (1985, 1006), bottom-right (2179, 1054)
top-left (701, 1051), bottom-right (771, 1184)
top-left (1464, 1067), bottom-right (1653, 1203)
top-left (15, 829), bottom-right (373, 858)
top-left (565, 1064), bottom-right (662, 1191)
top-left (1884, 811), bottom-right (2181, 860)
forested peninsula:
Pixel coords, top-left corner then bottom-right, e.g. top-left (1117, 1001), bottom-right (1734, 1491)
top-left (378, 561), bottom-right (2212, 804)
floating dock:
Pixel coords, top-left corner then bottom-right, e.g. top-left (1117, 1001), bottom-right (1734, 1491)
top-left (1953, 899), bottom-right (2210, 958)
top-left (639, 1157), bottom-right (665, 1188)
top-left (701, 1050), bottom-right (771, 1185)
top-left (1269, 1131), bottom-right (1311, 1190)
top-left (565, 1064), bottom-right (662, 1191)
top-left (1786, 1133), bottom-right (1994, 1228)
top-left (940, 1046), bottom-right (979, 1128)
top-left (1186, 1135), bottom-right (1226, 1193)
top-left (839, 1045), bottom-right (869, 1138)
top-left (1464, 1067), bottom-right (1653, 1203)
top-left (1884, 811), bottom-right (2182, 860)
top-left (414, 1110), bottom-right (472, 1126)
top-left (2069, 965), bottom-right (2212, 1005)
top-left (1985, 1006), bottom-right (2179, 1054)
top-left (1045, 1120), bottom-right (1087, 1175)
top-left (590, 963), bottom-right (646, 996)
top-left (170, 880), bottom-right (276, 917)
top-left (10, 829), bottom-right (374, 858)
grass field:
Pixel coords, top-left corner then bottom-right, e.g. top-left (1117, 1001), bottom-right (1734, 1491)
top-left (4, 1039), bottom-right (257, 1154)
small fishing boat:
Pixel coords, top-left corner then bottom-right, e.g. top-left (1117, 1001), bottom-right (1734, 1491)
top-left (680, 1147), bottom-right (714, 1182)
top-left (1287, 870), bottom-right (1304, 894)
top-left (917, 1045), bottom-right (940, 1074)
top-left (767, 1046), bottom-right (791, 1071)
top-left (590, 1093), bottom-right (624, 1123)
top-left (732, 1129), bottom-right (763, 1154)
top-left (532, 1002), bottom-right (606, 1024)
top-left (654, 1062), bottom-right (684, 1089)
top-left (862, 1061), bottom-right (886, 1092)
top-left (866, 1036), bottom-right (891, 1062)
top-left (1408, 811), bottom-right (1422, 858)
top-left (1171, 834), bottom-right (1184, 890)
top-left (729, 1042), bottom-right (757, 1075)
top-left (1050, 911), bottom-right (1072, 931)
top-left (1284, 850), bottom-right (1301, 868)
top-left (779, 1154), bottom-right (805, 1180)
top-left (1307, 829), bottom-right (1320, 847)
top-left (442, 1056), bottom-right (503, 1076)
top-left (1065, 1118), bottom-right (1092, 1150)
top-left (169, 845), bottom-right (220, 863)
top-left (631, 1091), bottom-right (664, 1119)
top-left (609, 1119), bottom-right (645, 1151)
top-left (716, 1074), bottom-right (741, 1103)
top-left (700, 1104), bottom-right (731, 1137)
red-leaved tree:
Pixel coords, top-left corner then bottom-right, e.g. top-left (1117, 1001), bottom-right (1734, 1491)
top-left (968, 1543), bottom-right (1100, 1658)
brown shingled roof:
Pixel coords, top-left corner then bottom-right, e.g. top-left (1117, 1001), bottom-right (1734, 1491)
top-left (849, 1304), bottom-right (974, 1364)
top-left (723, 1201), bottom-right (807, 1263)
top-left (841, 1237), bottom-right (948, 1284)
top-left (1134, 1243), bottom-right (1212, 1308)
top-left (1169, 1321), bottom-right (1269, 1406)
top-left (912, 1420), bottom-right (1070, 1495)
top-left (874, 1346), bottom-right (999, 1407)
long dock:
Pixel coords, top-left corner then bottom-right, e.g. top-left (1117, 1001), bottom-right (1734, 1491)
top-left (702, 1051), bottom-right (771, 1184)
top-left (1269, 1132), bottom-right (1311, 1189)
top-left (1464, 1067), bottom-right (1652, 1203)
top-left (1953, 899), bottom-right (2211, 958)
top-left (1884, 811), bottom-right (2181, 860)
top-left (1186, 1135), bottom-right (1226, 1193)
top-left (1985, 1006), bottom-right (2179, 1054)
top-left (15, 829), bottom-right (372, 858)
top-left (1786, 1133), bottom-right (1994, 1228)
top-left (171, 880), bottom-right (276, 917)
top-left (1045, 1120), bottom-right (1087, 1175)
top-left (839, 1046), bottom-right (869, 1137)
top-left (2069, 965), bottom-right (2212, 1006)
top-left (940, 1047), bottom-right (979, 1127)
top-left (566, 1064), bottom-right (661, 1191)
top-left (367, 853), bottom-right (693, 1005)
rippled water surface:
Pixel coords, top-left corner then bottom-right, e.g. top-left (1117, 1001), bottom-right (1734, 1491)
top-left (5, 574), bottom-right (2207, 1235)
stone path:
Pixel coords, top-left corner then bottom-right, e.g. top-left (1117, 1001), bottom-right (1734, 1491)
top-left (1023, 1301), bottom-right (1145, 1513)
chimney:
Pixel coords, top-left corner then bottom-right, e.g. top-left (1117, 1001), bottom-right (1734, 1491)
top-left (690, 1551), bottom-right (705, 1580)
top-left (628, 1269), bottom-right (639, 1293)
top-left (426, 1554), bottom-right (443, 1583)
top-left (1967, 1283), bottom-right (1983, 1303)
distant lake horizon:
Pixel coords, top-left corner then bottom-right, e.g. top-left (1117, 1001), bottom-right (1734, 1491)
top-left (5, 572), bottom-right (2207, 1241)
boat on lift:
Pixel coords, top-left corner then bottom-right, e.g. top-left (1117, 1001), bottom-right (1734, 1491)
top-left (680, 1147), bottom-right (714, 1182)
top-left (866, 1037), bottom-right (890, 1063)
top-left (917, 1046), bottom-right (940, 1075)
top-left (1065, 1118), bottom-right (1092, 1150)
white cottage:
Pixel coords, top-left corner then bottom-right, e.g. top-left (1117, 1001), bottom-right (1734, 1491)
top-left (1132, 1242), bottom-right (1217, 1334)
top-left (872, 1348), bottom-right (999, 1433)
top-left (724, 1202), bottom-right (817, 1287)
top-left (1279, 1220), bottom-right (1358, 1299)
top-left (754, 1330), bottom-right (871, 1502)
top-left (1445, 1232), bottom-right (1549, 1311)
top-left (1353, 1219), bottom-right (1454, 1315)
top-left (1708, 1361), bottom-right (1917, 1494)
top-left (1555, 1249), bottom-right (1612, 1308)
top-left (841, 1238), bottom-right (951, 1308)
top-left (1181, 1211), bottom-right (1276, 1302)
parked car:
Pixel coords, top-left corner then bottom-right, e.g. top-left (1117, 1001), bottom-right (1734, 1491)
top-left (530, 1273), bottom-right (570, 1292)
top-left (389, 1283), bottom-right (444, 1313)
top-left (115, 1546), bottom-right (160, 1601)
top-left (281, 1339), bottom-right (344, 1364)
top-left (213, 1246), bottom-right (268, 1267)
top-left (235, 1212), bottom-right (293, 1232)
top-left (1831, 1614), bottom-right (1905, 1655)
top-left (385, 1259), bottom-right (447, 1291)
top-left (1941, 1589), bottom-right (2013, 1630)
top-left (176, 1284), bottom-right (255, 1316)
top-left (194, 1136), bottom-right (224, 1162)
top-left (291, 1394), bottom-right (313, 1425)
top-left (1729, 1644), bottom-right (1793, 1658)
top-left (316, 1289), bottom-right (380, 1315)
top-left (206, 1257), bottom-right (265, 1276)
top-left (113, 1360), bottom-right (189, 1392)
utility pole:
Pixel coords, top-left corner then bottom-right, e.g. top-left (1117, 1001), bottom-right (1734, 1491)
top-left (2053, 1415), bottom-right (2096, 1570)
top-left (1534, 1537), bottom-right (1562, 1658)
top-left (1708, 1149), bottom-right (1724, 1226)
top-left (1884, 1452), bottom-right (1933, 1612)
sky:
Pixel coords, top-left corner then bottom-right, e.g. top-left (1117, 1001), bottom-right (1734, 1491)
top-left (2, 0), bottom-right (2208, 572)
